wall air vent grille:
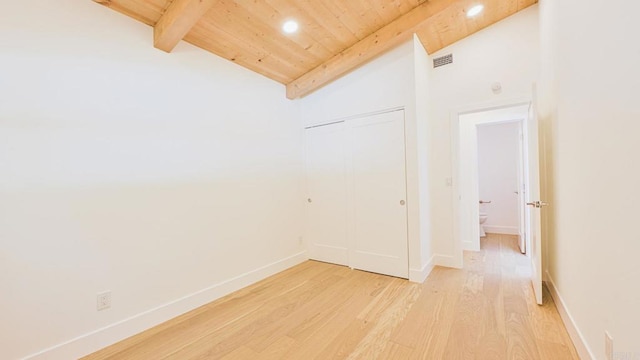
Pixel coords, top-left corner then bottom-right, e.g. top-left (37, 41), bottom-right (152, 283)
top-left (433, 54), bottom-right (453, 68)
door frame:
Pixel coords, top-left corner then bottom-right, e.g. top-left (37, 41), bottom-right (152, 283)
top-left (450, 97), bottom-right (532, 268)
top-left (460, 113), bottom-right (527, 252)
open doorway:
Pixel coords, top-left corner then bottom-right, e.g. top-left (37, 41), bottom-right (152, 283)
top-left (477, 120), bottom-right (526, 254)
top-left (451, 94), bottom-right (544, 305)
top-left (455, 104), bottom-right (530, 256)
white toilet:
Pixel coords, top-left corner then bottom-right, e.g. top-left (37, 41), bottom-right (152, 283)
top-left (479, 213), bottom-right (488, 237)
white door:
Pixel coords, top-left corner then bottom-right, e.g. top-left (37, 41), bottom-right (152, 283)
top-left (525, 86), bottom-right (545, 305)
top-left (305, 122), bottom-right (349, 266)
top-left (348, 110), bottom-right (409, 279)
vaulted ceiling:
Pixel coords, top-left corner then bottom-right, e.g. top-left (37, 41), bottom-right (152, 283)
top-left (93, 0), bottom-right (537, 98)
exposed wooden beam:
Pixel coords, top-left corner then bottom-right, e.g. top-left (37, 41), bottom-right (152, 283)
top-left (285, 0), bottom-right (457, 99)
top-left (154, 0), bottom-right (219, 53)
top-left (93, 0), bottom-right (159, 26)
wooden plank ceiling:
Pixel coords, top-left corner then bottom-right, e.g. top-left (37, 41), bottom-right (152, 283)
top-left (94, 0), bottom-right (537, 98)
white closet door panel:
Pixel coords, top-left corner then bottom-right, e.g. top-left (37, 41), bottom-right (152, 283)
top-left (305, 123), bottom-right (349, 265)
top-left (349, 110), bottom-right (408, 278)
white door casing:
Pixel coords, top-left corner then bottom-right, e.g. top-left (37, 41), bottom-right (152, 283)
top-left (526, 85), bottom-right (544, 305)
top-left (517, 123), bottom-right (527, 254)
top-left (458, 105), bottom-right (528, 252)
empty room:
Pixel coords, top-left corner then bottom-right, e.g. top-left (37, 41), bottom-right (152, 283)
top-left (1, 0), bottom-right (638, 359)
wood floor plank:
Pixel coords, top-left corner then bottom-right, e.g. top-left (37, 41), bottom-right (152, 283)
top-left (84, 234), bottom-right (578, 360)
top-left (482, 268), bottom-right (506, 337)
top-left (346, 282), bottom-right (420, 359)
top-left (219, 345), bottom-right (260, 360)
top-left (315, 319), bottom-right (374, 359)
top-left (254, 336), bottom-right (296, 360)
top-left (161, 272), bottom-right (350, 359)
top-left (378, 341), bottom-right (414, 359)
top-left (441, 288), bottom-right (485, 359)
top-left (285, 271), bottom-right (381, 341)
top-left (529, 290), bottom-right (572, 345)
top-left (244, 272), bottom-right (364, 352)
top-left (390, 283), bottom-right (446, 348)
top-left (536, 338), bottom-right (577, 360)
top-left (475, 330), bottom-right (508, 360)
top-left (506, 313), bottom-right (543, 360)
top-left (407, 282), bottom-right (462, 359)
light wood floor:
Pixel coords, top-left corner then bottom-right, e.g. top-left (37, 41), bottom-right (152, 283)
top-left (84, 233), bottom-right (579, 359)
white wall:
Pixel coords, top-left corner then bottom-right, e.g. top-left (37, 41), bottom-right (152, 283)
top-left (539, 0), bottom-right (640, 358)
top-left (300, 42), bottom-right (415, 127)
top-left (425, 5), bottom-right (539, 263)
top-left (413, 36), bottom-right (433, 273)
top-left (477, 122), bottom-right (520, 234)
top-left (0, 1), bottom-right (304, 359)
top-left (299, 38), bottom-right (434, 282)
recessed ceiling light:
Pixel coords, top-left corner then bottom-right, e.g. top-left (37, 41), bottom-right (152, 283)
top-left (467, 4), bottom-right (484, 18)
top-left (282, 20), bottom-right (299, 34)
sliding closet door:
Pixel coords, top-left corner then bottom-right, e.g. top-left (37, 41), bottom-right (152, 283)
top-left (348, 110), bottom-right (408, 279)
top-left (305, 122), bottom-right (349, 266)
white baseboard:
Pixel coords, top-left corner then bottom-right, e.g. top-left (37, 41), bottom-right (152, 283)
top-left (545, 271), bottom-right (595, 360)
top-left (409, 255), bottom-right (435, 283)
top-left (24, 251), bottom-right (308, 360)
top-left (484, 225), bottom-right (519, 235)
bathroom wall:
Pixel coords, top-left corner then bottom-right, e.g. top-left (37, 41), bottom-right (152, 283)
top-left (477, 122), bottom-right (521, 235)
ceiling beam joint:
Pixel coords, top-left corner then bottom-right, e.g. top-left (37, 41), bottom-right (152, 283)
top-left (154, 0), bottom-right (218, 53)
top-left (285, 0), bottom-right (458, 99)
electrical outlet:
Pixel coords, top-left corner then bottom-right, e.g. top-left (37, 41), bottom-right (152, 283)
top-left (97, 291), bottom-right (111, 311)
top-left (605, 331), bottom-right (613, 360)
top-left (298, 236), bottom-right (303, 245)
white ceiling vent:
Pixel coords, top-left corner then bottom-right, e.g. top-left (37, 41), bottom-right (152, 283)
top-left (433, 54), bottom-right (453, 68)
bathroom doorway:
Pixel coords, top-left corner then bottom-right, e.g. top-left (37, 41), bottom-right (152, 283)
top-left (455, 104), bottom-right (529, 254)
top-left (477, 120), bottom-right (526, 254)
top-left (451, 94), bottom-right (545, 305)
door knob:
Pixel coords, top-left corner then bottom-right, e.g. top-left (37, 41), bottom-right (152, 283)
top-left (526, 201), bottom-right (548, 208)
top-left (307, 198), bottom-right (312, 203)
top-left (400, 200), bottom-right (406, 206)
